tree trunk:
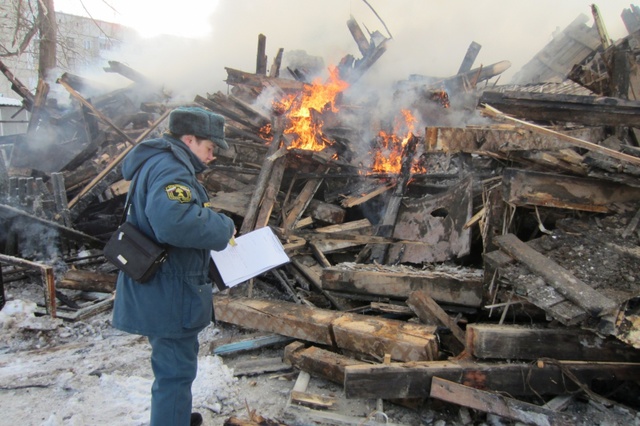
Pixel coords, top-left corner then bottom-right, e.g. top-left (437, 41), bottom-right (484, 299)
top-left (38, 0), bottom-right (57, 81)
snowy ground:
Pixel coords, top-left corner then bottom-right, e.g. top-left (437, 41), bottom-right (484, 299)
top-left (0, 296), bottom-right (428, 426)
top-left (3, 278), bottom-right (640, 426)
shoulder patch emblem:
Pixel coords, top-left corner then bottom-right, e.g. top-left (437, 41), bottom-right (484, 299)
top-left (165, 184), bottom-right (192, 203)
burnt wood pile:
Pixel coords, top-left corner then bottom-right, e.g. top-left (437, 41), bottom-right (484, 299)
top-left (2, 6), bottom-right (640, 425)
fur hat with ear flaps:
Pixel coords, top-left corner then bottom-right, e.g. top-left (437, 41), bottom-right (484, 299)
top-left (169, 107), bottom-right (229, 150)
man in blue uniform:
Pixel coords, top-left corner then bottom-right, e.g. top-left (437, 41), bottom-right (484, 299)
top-left (112, 106), bottom-right (236, 426)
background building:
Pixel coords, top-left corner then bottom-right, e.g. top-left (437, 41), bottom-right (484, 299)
top-left (0, 2), bottom-right (137, 136)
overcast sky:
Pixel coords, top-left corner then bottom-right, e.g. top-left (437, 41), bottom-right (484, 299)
top-left (53, 1), bottom-right (637, 99)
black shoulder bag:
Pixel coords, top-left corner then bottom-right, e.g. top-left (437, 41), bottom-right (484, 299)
top-left (103, 173), bottom-right (168, 283)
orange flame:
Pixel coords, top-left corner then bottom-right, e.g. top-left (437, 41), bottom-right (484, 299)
top-left (282, 66), bottom-right (348, 151)
top-left (370, 109), bottom-right (426, 174)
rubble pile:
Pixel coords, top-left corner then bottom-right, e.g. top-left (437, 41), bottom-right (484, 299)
top-left (2, 5), bottom-right (640, 425)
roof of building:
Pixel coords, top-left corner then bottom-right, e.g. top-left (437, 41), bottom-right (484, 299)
top-left (0, 97), bottom-right (23, 107)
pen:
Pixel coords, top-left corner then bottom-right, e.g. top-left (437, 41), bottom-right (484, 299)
top-left (229, 236), bottom-right (237, 247)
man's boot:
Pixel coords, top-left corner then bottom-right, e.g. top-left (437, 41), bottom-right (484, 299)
top-left (190, 412), bottom-right (203, 426)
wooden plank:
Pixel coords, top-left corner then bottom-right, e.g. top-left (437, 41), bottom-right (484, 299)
top-left (424, 125), bottom-right (603, 153)
top-left (290, 390), bottom-right (335, 409)
top-left (466, 324), bottom-right (640, 362)
top-left (211, 333), bottom-right (294, 356)
top-left (331, 314), bottom-right (438, 362)
top-left (502, 168), bottom-right (640, 213)
top-left (225, 67), bottom-right (305, 93)
top-left (344, 359), bottom-right (640, 399)
top-left (283, 343), bottom-right (363, 384)
top-left (514, 274), bottom-right (588, 326)
top-left (321, 264), bottom-right (483, 307)
top-left (254, 151), bottom-right (286, 229)
top-left (227, 356), bottom-right (292, 377)
top-left (407, 290), bottom-right (466, 345)
top-left (58, 269), bottom-right (116, 293)
top-left (430, 377), bottom-right (574, 426)
top-left (213, 296), bottom-right (438, 362)
top-left (457, 41), bottom-right (482, 74)
top-left (494, 233), bottom-right (618, 317)
top-left (480, 104), bottom-right (640, 167)
top-left (240, 124), bottom-right (285, 234)
top-left (282, 166), bottom-right (326, 231)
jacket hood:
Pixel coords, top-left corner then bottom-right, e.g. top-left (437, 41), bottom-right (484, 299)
top-left (121, 133), bottom-right (207, 180)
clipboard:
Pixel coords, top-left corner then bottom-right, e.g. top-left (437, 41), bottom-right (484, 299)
top-left (210, 226), bottom-right (290, 287)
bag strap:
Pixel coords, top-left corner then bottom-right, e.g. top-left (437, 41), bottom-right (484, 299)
top-left (119, 170), bottom-right (141, 225)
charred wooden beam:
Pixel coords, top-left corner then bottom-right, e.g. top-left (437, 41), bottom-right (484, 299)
top-left (256, 34), bottom-right (268, 76)
top-left (213, 295), bottom-right (438, 362)
top-left (282, 165), bottom-right (328, 232)
top-left (502, 168), bottom-right (640, 213)
top-left (344, 359), bottom-right (640, 399)
top-left (284, 342), bottom-right (366, 384)
top-left (367, 134), bottom-right (419, 263)
top-left (480, 91), bottom-right (640, 128)
top-left (0, 59), bottom-right (35, 109)
top-left (494, 233), bottom-right (618, 318)
top-left (225, 67), bottom-right (305, 93)
top-left (196, 94), bottom-right (267, 134)
top-left (240, 119), bottom-right (285, 234)
top-left (457, 41), bottom-right (482, 74)
top-left (466, 323), bottom-right (640, 362)
top-left (481, 104), bottom-right (640, 167)
top-left (103, 60), bottom-right (156, 86)
top-left (269, 48), bottom-right (284, 78)
top-left (346, 15), bottom-right (371, 57)
top-left (430, 377), bottom-right (576, 426)
top-left (321, 263), bottom-right (483, 307)
top-left (407, 290), bottom-right (466, 347)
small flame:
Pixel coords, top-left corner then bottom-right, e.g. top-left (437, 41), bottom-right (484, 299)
top-left (370, 109), bottom-right (426, 174)
top-left (430, 90), bottom-right (450, 108)
top-left (282, 66), bottom-right (348, 151)
top-left (258, 123), bottom-right (273, 141)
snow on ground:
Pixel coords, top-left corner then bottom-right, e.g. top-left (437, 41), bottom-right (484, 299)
top-left (0, 299), bottom-right (244, 425)
top-left (0, 297), bottom-right (416, 426)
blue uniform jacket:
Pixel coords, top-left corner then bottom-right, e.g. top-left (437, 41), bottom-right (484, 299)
top-left (112, 133), bottom-right (235, 338)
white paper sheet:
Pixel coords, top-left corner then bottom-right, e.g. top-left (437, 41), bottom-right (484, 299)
top-left (210, 226), bottom-right (290, 287)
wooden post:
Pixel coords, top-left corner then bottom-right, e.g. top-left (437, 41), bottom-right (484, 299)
top-left (457, 41), bottom-right (481, 74)
top-left (346, 16), bottom-right (371, 56)
top-left (240, 118), bottom-right (285, 234)
top-left (367, 134), bottom-right (419, 263)
top-left (256, 34), bottom-right (267, 76)
top-left (51, 173), bottom-right (71, 226)
top-left (269, 48), bottom-right (284, 78)
top-left (0, 265), bottom-right (5, 311)
top-left (0, 152), bottom-right (8, 200)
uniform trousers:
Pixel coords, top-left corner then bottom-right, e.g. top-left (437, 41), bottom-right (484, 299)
top-left (148, 333), bottom-right (200, 426)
